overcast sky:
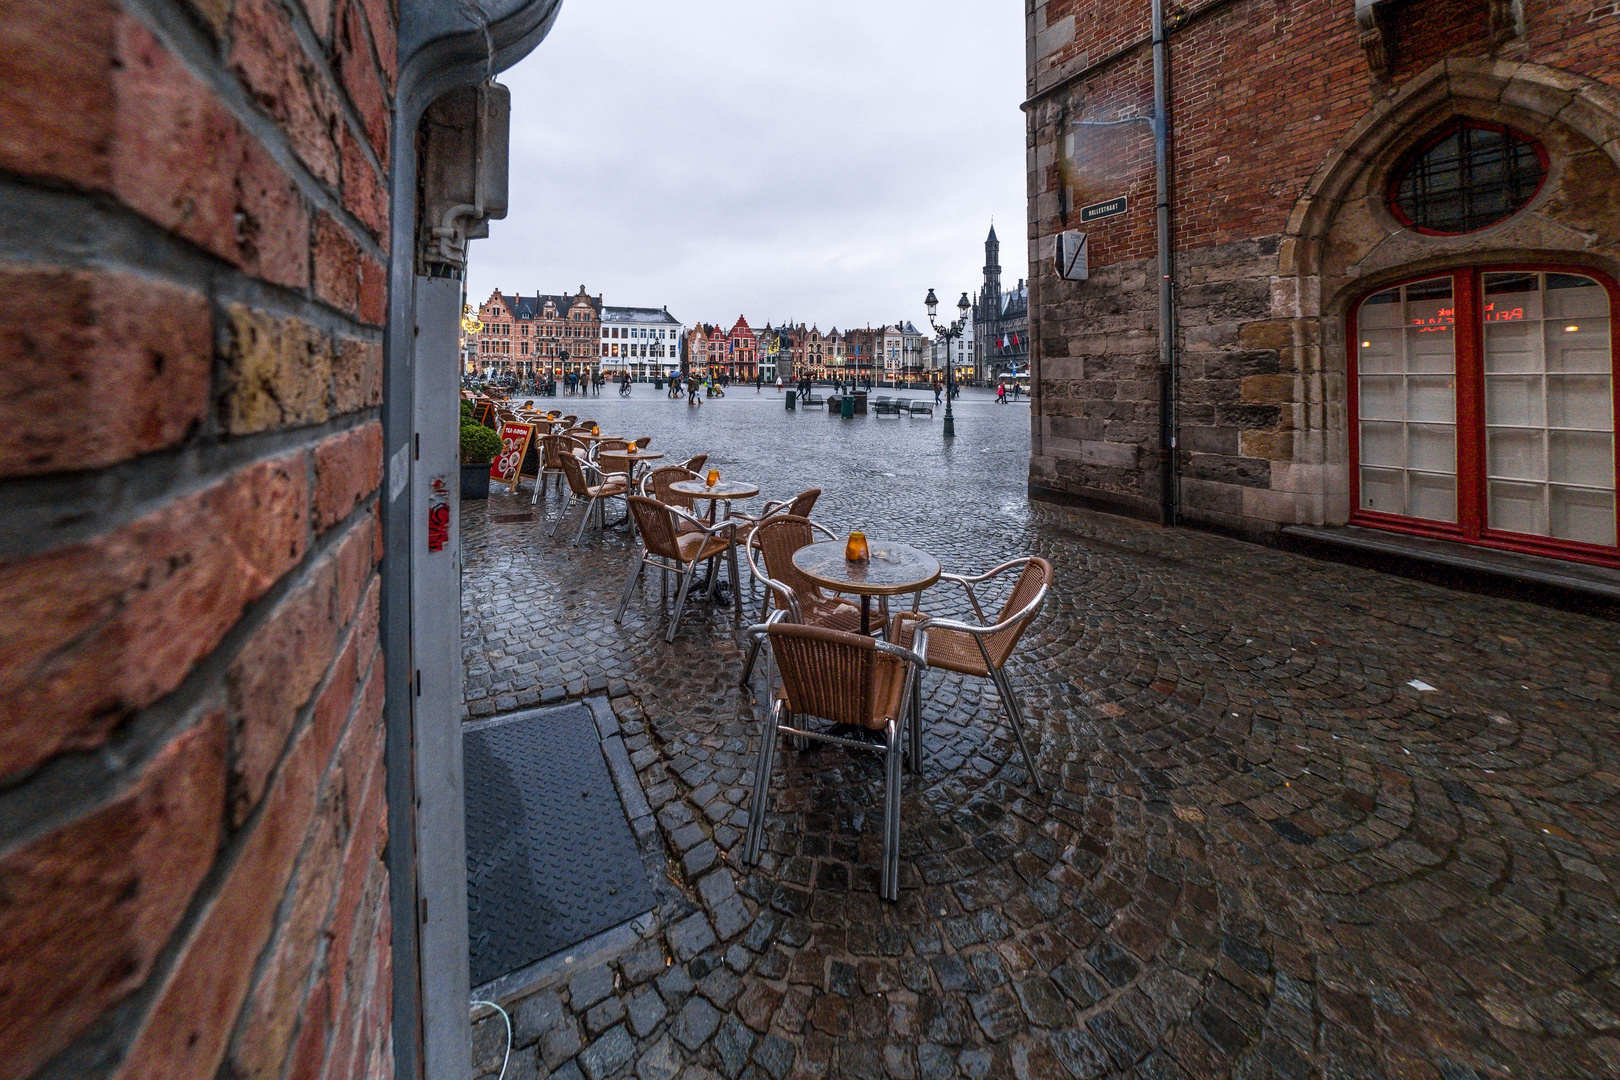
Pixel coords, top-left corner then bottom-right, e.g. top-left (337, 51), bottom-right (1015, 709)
top-left (466, 0), bottom-right (1027, 331)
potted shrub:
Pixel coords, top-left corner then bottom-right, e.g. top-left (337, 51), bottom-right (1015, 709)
top-left (460, 422), bottom-right (500, 499)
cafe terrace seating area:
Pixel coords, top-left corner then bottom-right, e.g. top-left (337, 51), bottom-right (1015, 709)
top-left (466, 394), bottom-right (1053, 901)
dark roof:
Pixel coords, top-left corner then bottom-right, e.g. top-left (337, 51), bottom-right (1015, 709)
top-left (501, 291), bottom-right (602, 319)
top-left (602, 305), bottom-right (682, 325)
top-left (986, 223), bottom-right (998, 243)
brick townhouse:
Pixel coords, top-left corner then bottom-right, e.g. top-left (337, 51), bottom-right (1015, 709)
top-left (1025, 0), bottom-right (1620, 572)
top-left (472, 287), bottom-right (603, 381)
top-left (1, 0), bottom-right (565, 1078)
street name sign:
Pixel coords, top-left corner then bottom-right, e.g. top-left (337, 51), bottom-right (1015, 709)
top-left (1079, 196), bottom-right (1127, 223)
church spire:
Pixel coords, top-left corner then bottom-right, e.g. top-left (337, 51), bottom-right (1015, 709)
top-left (983, 222), bottom-right (1001, 296)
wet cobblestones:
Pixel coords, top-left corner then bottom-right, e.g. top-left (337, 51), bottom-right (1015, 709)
top-left (465, 389), bottom-right (1620, 1079)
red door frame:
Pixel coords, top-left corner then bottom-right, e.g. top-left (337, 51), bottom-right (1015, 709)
top-left (1346, 264), bottom-right (1620, 568)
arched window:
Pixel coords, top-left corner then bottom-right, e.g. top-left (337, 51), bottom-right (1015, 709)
top-left (1388, 122), bottom-right (1547, 235)
top-left (1351, 268), bottom-right (1617, 563)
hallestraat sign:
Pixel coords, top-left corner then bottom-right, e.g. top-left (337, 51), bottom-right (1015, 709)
top-left (1079, 196), bottom-right (1127, 223)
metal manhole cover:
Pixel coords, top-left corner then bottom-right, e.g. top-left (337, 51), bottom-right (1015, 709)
top-left (464, 704), bottom-right (656, 986)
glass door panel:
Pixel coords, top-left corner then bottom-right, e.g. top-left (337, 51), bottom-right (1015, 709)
top-left (1482, 272), bottom-right (1615, 545)
top-left (1355, 278), bottom-right (1457, 522)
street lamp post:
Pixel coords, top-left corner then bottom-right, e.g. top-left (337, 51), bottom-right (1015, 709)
top-left (925, 288), bottom-right (972, 438)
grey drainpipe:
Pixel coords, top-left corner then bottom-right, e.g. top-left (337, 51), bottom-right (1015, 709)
top-left (1153, 0), bottom-right (1179, 526)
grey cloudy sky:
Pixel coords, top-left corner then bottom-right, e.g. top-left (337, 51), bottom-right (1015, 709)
top-left (466, 0), bottom-right (1027, 331)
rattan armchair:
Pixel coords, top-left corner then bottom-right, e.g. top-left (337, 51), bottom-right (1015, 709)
top-left (678, 454), bottom-right (708, 475)
top-left (549, 452), bottom-right (628, 546)
top-left (742, 621), bottom-right (927, 901)
top-left (888, 557), bottom-right (1053, 793)
top-left (615, 496), bottom-right (741, 642)
top-left (530, 433), bottom-right (578, 502)
top-left (739, 514), bottom-right (861, 685)
top-left (642, 466), bottom-right (704, 534)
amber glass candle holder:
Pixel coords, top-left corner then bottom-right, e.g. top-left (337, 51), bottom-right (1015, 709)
top-left (592, 425), bottom-right (600, 436)
top-left (845, 531), bottom-right (869, 562)
top-left (706, 469), bottom-right (720, 487)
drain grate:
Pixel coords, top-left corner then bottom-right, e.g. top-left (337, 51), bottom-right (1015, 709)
top-left (464, 704), bottom-right (656, 986)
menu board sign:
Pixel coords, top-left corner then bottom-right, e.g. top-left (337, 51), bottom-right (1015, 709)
top-left (490, 422), bottom-right (534, 492)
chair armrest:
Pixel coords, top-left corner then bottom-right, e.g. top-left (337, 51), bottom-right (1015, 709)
top-left (874, 636), bottom-right (927, 671)
top-left (939, 558), bottom-right (1031, 586)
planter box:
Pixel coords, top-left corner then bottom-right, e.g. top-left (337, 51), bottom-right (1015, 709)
top-left (461, 462), bottom-right (491, 499)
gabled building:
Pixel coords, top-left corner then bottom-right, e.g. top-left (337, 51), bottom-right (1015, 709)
top-left (475, 287), bottom-right (602, 380)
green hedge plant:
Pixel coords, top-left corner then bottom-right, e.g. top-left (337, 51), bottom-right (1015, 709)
top-left (460, 422), bottom-right (500, 464)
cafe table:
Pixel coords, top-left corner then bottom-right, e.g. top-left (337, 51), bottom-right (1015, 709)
top-left (792, 539), bottom-right (941, 636)
top-left (668, 478), bottom-right (760, 524)
top-left (667, 479), bottom-right (760, 605)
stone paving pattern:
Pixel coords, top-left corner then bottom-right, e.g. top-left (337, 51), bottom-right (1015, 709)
top-left (463, 389), bottom-right (1620, 1080)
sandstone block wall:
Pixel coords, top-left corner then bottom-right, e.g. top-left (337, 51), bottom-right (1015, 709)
top-left (0, 0), bottom-right (396, 1077)
top-left (1026, 0), bottom-right (1620, 537)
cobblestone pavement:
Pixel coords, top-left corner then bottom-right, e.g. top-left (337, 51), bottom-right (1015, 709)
top-left (463, 387), bottom-right (1620, 1080)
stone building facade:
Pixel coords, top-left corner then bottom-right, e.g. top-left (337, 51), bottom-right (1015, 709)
top-left (600, 304), bottom-right (682, 382)
top-left (1025, 0), bottom-right (1620, 569)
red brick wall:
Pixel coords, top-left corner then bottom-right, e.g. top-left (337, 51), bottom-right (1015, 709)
top-left (0, 0), bottom-right (395, 1077)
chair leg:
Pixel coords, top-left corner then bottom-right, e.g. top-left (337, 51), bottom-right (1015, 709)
top-left (744, 700), bottom-right (781, 864)
top-left (740, 633), bottom-right (762, 687)
top-left (909, 668), bottom-right (923, 774)
top-left (573, 496), bottom-right (597, 547)
top-left (727, 545), bottom-right (741, 626)
top-left (667, 562), bottom-right (696, 643)
top-left (991, 668), bottom-right (1043, 794)
top-left (882, 718), bottom-right (902, 901)
top-left (548, 492), bottom-right (574, 537)
top-left (615, 557), bottom-right (643, 623)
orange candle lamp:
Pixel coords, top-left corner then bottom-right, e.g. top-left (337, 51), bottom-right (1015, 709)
top-left (845, 531), bottom-right (869, 562)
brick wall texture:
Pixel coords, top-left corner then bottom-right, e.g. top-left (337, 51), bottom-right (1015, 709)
top-left (1025, 0), bottom-right (1620, 535)
top-left (0, 0), bottom-right (395, 1077)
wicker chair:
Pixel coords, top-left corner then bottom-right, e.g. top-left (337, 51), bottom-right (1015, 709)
top-left (642, 466), bottom-right (705, 534)
top-left (615, 496), bottom-right (740, 642)
top-left (733, 488), bottom-right (821, 595)
top-left (888, 557), bottom-right (1053, 793)
top-left (574, 418), bottom-right (597, 430)
top-left (530, 433), bottom-right (576, 502)
top-left (597, 439), bottom-right (633, 485)
top-left (739, 514), bottom-right (861, 685)
top-left (678, 454), bottom-right (708, 475)
top-left (550, 452), bottom-right (628, 546)
top-left (633, 436), bottom-right (652, 449)
top-left (742, 622), bottom-right (927, 901)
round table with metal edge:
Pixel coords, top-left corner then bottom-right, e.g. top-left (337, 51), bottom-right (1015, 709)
top-left (792, 539), bottom-right (941, 636)
top-left (667, 480), bottom-right (760, 606)
top-left (668, 479), bottom-right (760, 524)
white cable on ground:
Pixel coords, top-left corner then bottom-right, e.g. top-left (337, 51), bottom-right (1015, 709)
top-left (470, 999), bottom-right (512, 1080)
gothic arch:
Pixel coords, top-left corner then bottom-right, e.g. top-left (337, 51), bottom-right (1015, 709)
top-left (1279, 56), bottom-right (1620, 284)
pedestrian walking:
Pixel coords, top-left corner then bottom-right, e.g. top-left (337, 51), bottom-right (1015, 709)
top-left (996, 382), bottom-right (1007, 404)
top-left (775, 376), bottom-right (783, 393)
top-left (934, 381), bottom-right (943, 406)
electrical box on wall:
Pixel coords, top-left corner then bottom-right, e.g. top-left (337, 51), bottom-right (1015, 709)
top-left (1054, 230), bottom-right (1088, 281)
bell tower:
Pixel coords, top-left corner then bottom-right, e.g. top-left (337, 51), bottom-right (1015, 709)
top-left (983, 223), bottom-right (1001, 297)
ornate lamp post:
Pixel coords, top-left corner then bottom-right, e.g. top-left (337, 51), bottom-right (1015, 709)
top-left (925, 288), bottom-right (971, 437)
